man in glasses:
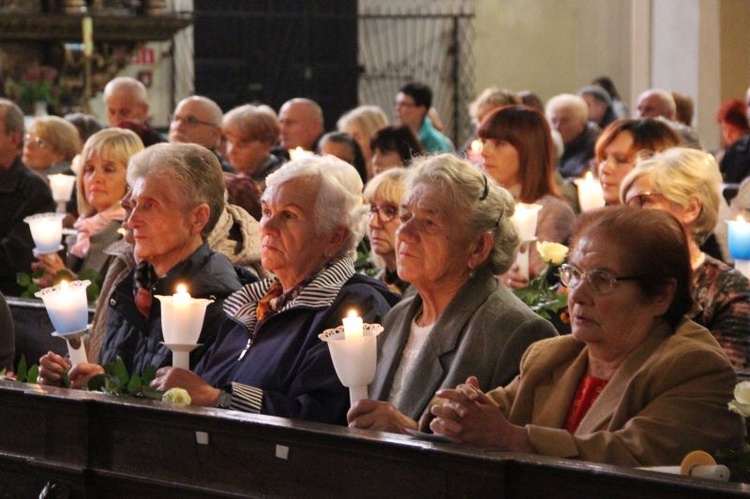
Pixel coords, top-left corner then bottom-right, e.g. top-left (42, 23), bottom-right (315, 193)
top-left (169, 96), bottom-right (234, 173)
top-left (0, 99), bottom-right (55, 295)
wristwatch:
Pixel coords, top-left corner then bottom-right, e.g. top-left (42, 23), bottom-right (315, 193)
top-left (217, 389), bottom-right (233, 409)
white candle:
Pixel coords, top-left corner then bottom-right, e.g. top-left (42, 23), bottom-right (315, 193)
top-left (35, 279), bottom-right (91, 334)
top-left (467, 139), bottom-right (483, 166)
top-left (289, 147), bottom-right (314, 161)
top-left (24, 212), bottom-right (65, 254)
top-left (49, 174), bottom-right (76, 202)
top-left (574, 172), bottom-right (606, 212)
top-left (511, 203), bottom-right (542, 242)
top-left (342, 309), bottom-right (364, 340)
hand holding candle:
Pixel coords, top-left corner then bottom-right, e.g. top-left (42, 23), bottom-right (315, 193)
top-left (35, 280), bottom-right (91, 366)
top-left (24, 213), bottom-right (65, 254)
top-left (155, 284), bottom-right (213, 370)
top-left (319, 309), bottom-right (383, 406)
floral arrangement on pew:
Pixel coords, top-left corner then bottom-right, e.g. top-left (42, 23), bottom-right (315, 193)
top-left (86, 357), bottom-right (191, 405)
top-left (512, 241), bottom-right (569, 323)
top-left (716, 381), bottom-right (750, 482)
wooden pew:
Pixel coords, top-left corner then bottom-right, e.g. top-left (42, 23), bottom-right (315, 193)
top-left (0, 380), bottom-right (748, 498)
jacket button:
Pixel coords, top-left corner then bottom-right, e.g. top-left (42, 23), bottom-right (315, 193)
top-left (110, 298), bottom-right (116, 306)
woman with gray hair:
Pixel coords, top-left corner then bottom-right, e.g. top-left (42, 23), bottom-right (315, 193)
top-left (152, 154), bottom-right (399, 424)
top-left (621, 147), bottom-right (750, 370)
top-left (348, 154), bottom-right (557, 434)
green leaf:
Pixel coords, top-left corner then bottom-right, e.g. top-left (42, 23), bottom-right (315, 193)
top-left (112, 357), bottom-right (129, 386)
top-left (26, 365), bottom-right (39, 384)
top-left (16, 272), bottom-right (31, 287)
top-left (126, 373), bottom-right (142, 394)
top-left (16, 355), bottom-right (28, 383)
top-left (87, 374), bottom-right (106, 392)
top-left (141, 364), bottom-right (157, 386)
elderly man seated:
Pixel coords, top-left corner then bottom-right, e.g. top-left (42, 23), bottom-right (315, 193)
top-left (546, 93), bottom-right (601, 179)
top-left (169, 95), bottom-right (234, 173)
top-left (38, 143), bottom-right (242, 386)
top-left (151, 155), bottom-right (400, 425)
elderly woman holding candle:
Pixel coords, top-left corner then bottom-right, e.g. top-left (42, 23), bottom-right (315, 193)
top-left (34, 128), bottom-right (144, 287)
top-left (347, 154), bottom-right (557, 434)
top-left (38, 143), bottom-right (242, 387)
top-left (363, 168), bottom-right (412, 296)
top-left (151, 155), bottom-right (399, 424)
top-left (478, 105), bottom-right (576, 286)
top-left (621, 147), bottom-right (750, 370)
top-left (429, 207), bottom-right (744, 467)
top-left (22, 116), bottom-right (79, 176)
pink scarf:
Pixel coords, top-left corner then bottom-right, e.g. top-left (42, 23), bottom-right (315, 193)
top-left (69, 204), bottom-right (126, 259)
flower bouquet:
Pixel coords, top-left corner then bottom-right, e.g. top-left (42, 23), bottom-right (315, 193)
top-left (513, 241), bottom-right (569, 324)
top-left (5, 65), bottom-right (64, 115)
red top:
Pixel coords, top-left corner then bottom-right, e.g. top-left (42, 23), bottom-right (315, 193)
top-left (564, 374), bottom-right (609, 433)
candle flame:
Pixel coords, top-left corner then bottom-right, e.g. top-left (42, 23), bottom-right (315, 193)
top-left (347, 309), bottom-right (358, 319)
top-left (470, 139), bottom-right (483, 154)
top-left (60, 280), bottom-right (69, 291)
top-left (584, 171), bottom-right (594, 181)
top-left (176, 284), bottom-right (188, 294)
top-left (738, 215), bottom-right (747, 223)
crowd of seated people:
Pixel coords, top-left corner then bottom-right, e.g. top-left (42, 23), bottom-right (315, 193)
top-left (0, 72), bottom-right (747, 473)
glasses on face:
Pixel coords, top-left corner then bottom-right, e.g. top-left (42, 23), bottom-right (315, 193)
top-left (169, 114), bottom-right (217, 127)
top-left (394, 100), bottom-right (416, 109)
top-left (624, 192), bottom-right (664, 208)
top-left (559, 263), bottom-right (641, 295)
top-left (368, 204), bottom-right (399, 223)
top-left (24, 135), bottom-right (49, 149)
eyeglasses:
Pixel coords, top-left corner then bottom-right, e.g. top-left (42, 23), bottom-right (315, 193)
top-left (23, 135), bottom-right (50, 149)
top-left (368, 204), bottom-right (399, 223)
top-left (394, 100), bottom-right (417, 109)
top-left (624, 192), bottom-right (664, 208)
top-left (169, 114), bottom-right (217, 127)
top-left (559, 263), bottom-right (641, 295)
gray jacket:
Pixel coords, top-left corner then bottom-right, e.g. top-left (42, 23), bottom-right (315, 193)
top-left (370, 266), bottom-right (558, 422)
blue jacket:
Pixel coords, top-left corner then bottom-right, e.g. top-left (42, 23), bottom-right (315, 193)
top-left (197, 258), bottom-right (400, 425)
top-left (101, 243), bottom-right (241, 374)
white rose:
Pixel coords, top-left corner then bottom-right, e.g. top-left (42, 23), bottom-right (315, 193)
top-left (162, 387), bottom-right (192, 406)
top-left (735, 381), bottom-right (750, 405)
top-left (536, 241), bottom-right (569, 265)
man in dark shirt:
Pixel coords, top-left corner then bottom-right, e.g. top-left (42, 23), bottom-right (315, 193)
top-left (0, 99), bottom-right (55, 295)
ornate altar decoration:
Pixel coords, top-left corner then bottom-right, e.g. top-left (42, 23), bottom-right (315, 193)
top-left (0, 0), bottom-right (191, 114)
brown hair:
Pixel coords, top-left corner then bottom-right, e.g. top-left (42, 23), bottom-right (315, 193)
top-left (571, 206), bottom-right (692, 329)
top-left (478, 105), bottom-right (558, 203)
top-left (595, 118), bottom-right (681, 166)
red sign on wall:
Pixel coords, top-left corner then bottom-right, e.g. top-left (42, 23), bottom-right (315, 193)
top-left (132, 47), bottom-right (155, 65)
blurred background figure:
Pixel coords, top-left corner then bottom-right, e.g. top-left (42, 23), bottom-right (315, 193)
top-left (337, 105), bottom-right (389, 179)
top-left (715, 99), bottom-right (750, 186)
top-left (546, 93), bottom-right (600, 179)
top-left (591, 75), bottom-right (630, 119)
top-left (672, 91), bottom-right (695, 128)
top-left (103, 76), bottom-right (149, 126)
top-left (462, 86), bottom-right (521, 154)
top-left (578, 85), bottom-right (617, 129)
top-left (363, 168), bottom-right (411, 296)
top-left (636, 88), bottom-right (701, 148)
top-left (169, 96), bottom-right (232, 172)
top-left (395, 81), bottom-right (452, 153)
top-left (370, 125), bottom-right (424, 176)
top-left (64, 113), bottom-right (103, 153)
top-left (278, 98), bottom-right (324, 151)
top-left (22, 116), bottom-right (79, 176)
top-left (317, 131), bottom-right (367, 185)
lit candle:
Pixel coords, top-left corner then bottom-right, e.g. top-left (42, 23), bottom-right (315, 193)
top-left (342, 309), bottom-right (363, 340)
top-left (24, 212), bottom-right (65, 254)
top-left (155, 284), bottom-right (213, 370)
top-left (727, 215), bottom-right (750, 279)
top-left (49, 174), bottom-right (76, 213)
top-left (574, 172), bottom-right (606, 212)
top-left (511, 203), bottom-right (543, 242)
top-left (289, 147), bottom-right (314, 161)
top-left (467, 139), bottom-right (483, 166)
top-left (35, 280), bottom-right (91, 334)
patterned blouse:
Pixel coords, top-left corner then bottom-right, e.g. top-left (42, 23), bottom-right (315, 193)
top-left (691, 254), bottom-right (750, 371)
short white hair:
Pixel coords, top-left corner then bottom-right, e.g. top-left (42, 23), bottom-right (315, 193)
top-left (265, 155), bottom-right (367, 259)
top-left (545, 93), bottom-right (588, 125)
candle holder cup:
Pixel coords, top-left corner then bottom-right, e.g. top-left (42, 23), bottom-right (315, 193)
top-left (48, 174), bottom-right (76, 214)
top-left (727, 219), bottom-right (750, 279)
top-left (155, 292), bottom-right (213, 370)
top-left (24, 212), bottom-right (66, 255)
top-left (319, 323), bottom-right (384, 406)
top-left (35, 280), bottom-right (91, 366)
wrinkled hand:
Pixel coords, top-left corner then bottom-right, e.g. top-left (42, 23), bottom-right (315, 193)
top-left (151, 367), bottom-right (220, 407)
top-left (430, 376), bottom-right (531, 452)
top-left (38, 351), bottom-right (70, 386)
top-left (68, 363), bottom-right (105, 389)
top-left (33, 253), bottom-right (69, 284)
top-left (347, 399), bottom-right (418, 434)
top-left (504, 264), bottom-right (530, 289)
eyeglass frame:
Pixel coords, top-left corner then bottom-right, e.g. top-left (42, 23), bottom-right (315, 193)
top-left (23, 134), bottom-right (50, 149)
top-left (169, 114), bottom-right (218, 128)
top-left (624, 191), bottom-right (665, 208)
top-left (368, 203), bottom-right (399, 223)
top-left (559, 263), bottom-right (643, 295)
